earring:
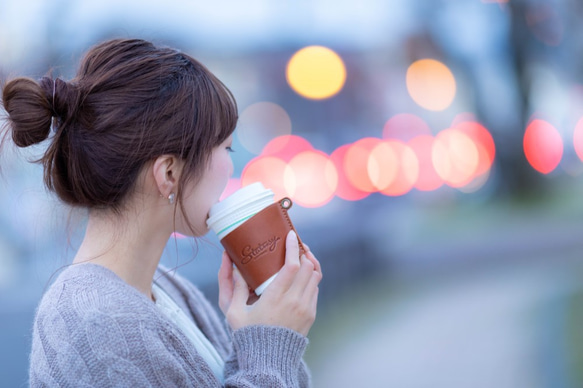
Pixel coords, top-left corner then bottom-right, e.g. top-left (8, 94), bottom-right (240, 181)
top-left (168, 193), bottom-right (175, 205)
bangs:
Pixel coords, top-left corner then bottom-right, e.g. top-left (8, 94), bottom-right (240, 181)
top-left (181, 53), bottom-right (238, 150)
top-left (209, 76), bottom-right (238, 146)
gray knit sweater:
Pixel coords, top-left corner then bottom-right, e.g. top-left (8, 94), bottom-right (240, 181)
top-left (29, 263), bottom-right (311, 387)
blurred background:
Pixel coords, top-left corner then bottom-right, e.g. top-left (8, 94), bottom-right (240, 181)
top-left (2, 0), bottom-right (583, 386)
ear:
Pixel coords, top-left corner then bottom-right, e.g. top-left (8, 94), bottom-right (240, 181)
top-left (152, 155), bottom-right (183, 198)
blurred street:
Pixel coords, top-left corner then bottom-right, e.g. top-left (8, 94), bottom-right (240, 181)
top-left (306, 192), bottom-right (583, 388)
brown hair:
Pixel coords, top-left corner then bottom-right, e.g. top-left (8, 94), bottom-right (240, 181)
top-left (1, 38), bottom-right (237, 231)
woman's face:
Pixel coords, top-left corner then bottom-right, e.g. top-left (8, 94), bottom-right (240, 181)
top-left (176, 136), bottom-right (234, 236)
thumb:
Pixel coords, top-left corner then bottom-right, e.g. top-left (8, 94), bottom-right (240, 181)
top-left (230, 266), bottom-right (250, 307)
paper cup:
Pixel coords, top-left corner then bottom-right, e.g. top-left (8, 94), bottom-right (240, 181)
top-left (207, 183), bottom-right (303, 295)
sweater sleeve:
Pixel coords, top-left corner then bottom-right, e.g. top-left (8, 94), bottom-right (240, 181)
top-left (224, 325), bottom-right (311, 388)
top-left (160, 270), bottom-right (312, 387)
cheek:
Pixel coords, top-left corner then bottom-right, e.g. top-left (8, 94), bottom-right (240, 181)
top-left (218, 158), bottom-right (233, 184)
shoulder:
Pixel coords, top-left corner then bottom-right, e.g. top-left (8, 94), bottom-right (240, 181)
top-left (37, 263), bottom-right (152, 318)
top-left (31, 264), bottom-right (216, 386)
top-left (33, 263), bottom-right (164, 357)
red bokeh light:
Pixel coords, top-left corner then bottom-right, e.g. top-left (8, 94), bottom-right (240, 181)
top-left (261, 135), bottom-right (313, 162)
top-left (408, 135), bottom-right (444, 191)
top-left (523, 119), bottom-right (563, 174)
top-left (344, 137), bottom-right (383, 193)
top-left (330, 145), bottom-right (370, 201)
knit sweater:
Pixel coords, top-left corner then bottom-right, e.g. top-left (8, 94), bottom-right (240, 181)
top-left (29, 263), bottom-right (311, 387)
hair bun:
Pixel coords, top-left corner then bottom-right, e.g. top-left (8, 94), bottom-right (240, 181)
top-left (2, 77), bottom-right (53, 147)
top-left (40, 77), bottom-right (78, 120)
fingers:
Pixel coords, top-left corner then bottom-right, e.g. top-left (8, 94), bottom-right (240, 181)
top-left (304, 250), bottom-right (322, 277)
top-left (303, 267), bottom-right (321, 303)
top-left (230, 266), bottom-right (250, 308)
top-left (268, 231), bottom-right (301, 293)
top-left (285, 231), bottom-right (300, 268)
top-left (217, 252), bottom-right (233, 313)
top-left (287, 254), bottom-right (316, 296)
top-left (301, 242), bottom-right (322, 277)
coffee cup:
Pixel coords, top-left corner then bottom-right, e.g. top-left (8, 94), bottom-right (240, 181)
top-left (207, 182), bottom-right (304, 295)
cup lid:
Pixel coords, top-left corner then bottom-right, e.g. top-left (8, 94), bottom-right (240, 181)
top-left (209, 182), bottom-right (273, 219)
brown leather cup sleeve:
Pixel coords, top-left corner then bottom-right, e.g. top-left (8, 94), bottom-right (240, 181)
top-left (220, 200), bottom-right (304, 291)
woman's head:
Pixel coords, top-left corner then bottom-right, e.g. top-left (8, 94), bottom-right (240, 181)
top-left (2, 38), bottom-right (238, 233)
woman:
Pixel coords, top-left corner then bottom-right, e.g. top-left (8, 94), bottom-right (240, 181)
top-left (2, 38), bottom-right (321, 387)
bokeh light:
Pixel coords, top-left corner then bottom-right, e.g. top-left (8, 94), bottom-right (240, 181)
top-left (523, 119), bottom-right (563, 174)
top-left (432, 128), bottom-right (479, 187)
top-left (241, 156), bottom-right (290, 200)
top-left (236, 102), bottom-right (292, 155)
top-left (220, 178), bottom-right (242, 201)
top-left (344, 137), bottom-right (383, 193)
top-left (261, 135), bottom-right (313, 162)
top-left (408, 135), bottom-right (444, 191)
top-left (285, 150), bottom-right (338, 208)
top-left (330, 145), bottom-right (370, 201)
top-left (376, 141), bottom-right (419, 196)
top-left (286, 45), bottom-right (347, 100)
top-left (574, 117), bottom-right (583, 162)
top-left (367, 141), bottom-right (399, 191)
top-left (382, 113), bottom-right (432, 142)
top-left (406, 59), bottom-right (456, 111)
top-left (457, 168), bottom-right (491, 194)
top-left (453, 120), bottom-right (496, 176)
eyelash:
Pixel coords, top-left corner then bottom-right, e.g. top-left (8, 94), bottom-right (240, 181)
top-left (226, 146), bottom-right (235, 153)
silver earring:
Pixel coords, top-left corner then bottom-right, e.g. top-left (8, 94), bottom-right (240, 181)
top-left (168, 193), bottom-right (175, 205)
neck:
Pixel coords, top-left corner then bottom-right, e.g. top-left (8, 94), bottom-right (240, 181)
top-left (73, 207), bottom-right (171, 299)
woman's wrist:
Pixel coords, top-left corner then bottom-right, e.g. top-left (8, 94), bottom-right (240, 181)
top-left (232, 325), bottom-right (308, 373)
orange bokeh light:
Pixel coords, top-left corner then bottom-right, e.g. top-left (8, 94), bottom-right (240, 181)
top-left (344, 138), bottom-right (383, 193)
top-left (330, 145), bottom-right (370, 201)
top-left (574, 118), bottom-right (583, 162)
top-left (285, 150), bottom-right (338, 208)
top-left (261, 135), bottom-right (313, 162)
top-left (408, 135), bottom-right (444, 191)
top-left (241, 156), bottom-right (290, 200)
top-left (523, 119), bottom-right (563, 174)
top-left (432, 128), bottom-right (479, 187)
top-left (375, 141), bottom-right (419, 196)
top-left (406, 59), bottom-right (456, 111)
top-left (286, 46), bottom-right (347, 100)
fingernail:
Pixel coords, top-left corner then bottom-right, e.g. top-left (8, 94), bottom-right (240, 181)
top-left (289, 230), bottom-right (297, 239)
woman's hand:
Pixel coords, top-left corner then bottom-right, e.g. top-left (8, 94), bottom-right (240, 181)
top-left (218, 231), bottom-right (322, 336)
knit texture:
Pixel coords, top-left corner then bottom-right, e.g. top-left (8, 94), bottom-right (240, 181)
top-left (29, 263), bottom-right (311, 387)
